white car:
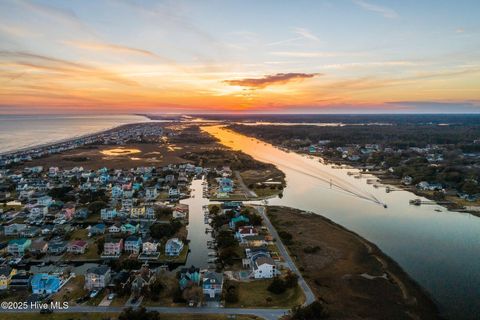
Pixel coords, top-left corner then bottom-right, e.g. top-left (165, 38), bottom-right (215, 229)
top-left (89, 290), bottom-right (99, 298)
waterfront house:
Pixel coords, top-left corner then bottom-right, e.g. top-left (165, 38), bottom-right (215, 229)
top-left (236, 226), bottom-right (258, 241)
top-left (103, 237), bottom-right (123, 257)
top-left (179, 266), bottom-right (200, 290)
top-left (202, 272), bottom-right (223, 299)
top-left (124, 236), bottom-right (142, 254)
top-left (31, 273), bottom-right (61, 294)
top-left (0, 266), bottom-right (16, 290)
top-left (173, 204), bottom-right (188, 219)
top-left (8, 238), bottom-right (31, 256)
top-left (229, 215), bottom-right (249, 229)
top-left (165, 238), bottom-right (184, 256)
top-left (67, 240), bottom-right (88, 254)
top-left (85, 265), bottom-right (111, 290)
top-left (142, 239), bottom-right (158, 253)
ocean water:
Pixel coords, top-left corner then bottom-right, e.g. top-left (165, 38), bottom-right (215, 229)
top-left (0, 114), bottom-right (148, 154)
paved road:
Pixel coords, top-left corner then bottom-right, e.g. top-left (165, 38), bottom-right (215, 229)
top-left (255, 206), bottom-right (316, 305)
top-left (2, 306), bottom-right (289, 320)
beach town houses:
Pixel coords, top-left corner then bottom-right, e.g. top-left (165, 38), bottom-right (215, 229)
top-left (101, 208), bottom-right (118, 220)
top-left (8, 238), bottom-right (31, 256)
top-left (67, 240), bottom-right (88, 254)
top-left (124, 236), bottom-right (142, 254)
top-left (202, 272), bottom-right (224, 299)
top-left (103, 237), bottom-right (123, 257)
top-left (85, 265), bottom-right (111, 290)
top-left (108, 224), bottom-right (121, 233)
top-left (165, 238), bottom-right (184, 256)
top-left (31, 273), bottom-right (61, 294)
top-left (0, 266), bottom-right (16, 290)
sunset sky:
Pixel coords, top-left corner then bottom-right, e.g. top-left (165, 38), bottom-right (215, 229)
top-left (0, 0), bottom-right (479, 114)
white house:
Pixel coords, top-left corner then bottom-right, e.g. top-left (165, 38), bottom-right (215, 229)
top-left (252, 255), bottom-right (277, 279)
top-left (165, 238), bottom-right (184, 256)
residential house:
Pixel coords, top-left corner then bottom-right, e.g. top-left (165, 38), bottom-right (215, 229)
top-left (252, 255), bottom-right (277, 279)
top-left (124, 236), bottom-right (142, 254)
top-left (121, 223), bottom-right (138, 234)
top-left (145, 187), bottom-right (158, 200)
top-left (229, 215), bottom-right (249, 229)
top-left (9, 273), bottom-right (30, 289)
top-left (202, 272), bottom-right (223, 299)
top-left (179, 266), bottom-right (200, 290)
top-left (0, 266), bottom-right (16, 290)
top-left (101, 208), bottom-right (118, 220)
top-left (67, 240), bottom-right (88, 254)
top-left (31, 273), bottom-right (61, 294)
top-left (108, 224), bottom-right (121, 233)
top-left (173, 204), bottom-right (188, 219)
top-left (130, 206), bottom-right (145, 219)
top-left (37, 195), bottom-right (53, 206)
top-left (8, 238), bottom-right (31, 256)
top-left (219, 177), bottom-right (233, 193)
top-left (236, 226), bottom-right (258, 241)
top-left (48, 240), bottom-right (67, 255)
top-left (103, 237), bottom-right (123, 257)
top-left (89, 223), bottom-right (106, 236)
top-left (165, 238), bottom-right (184, 256)
top-left (85, 265), bottom-right (111, 290)
top-left (4, 223), bottom-right (27, 236)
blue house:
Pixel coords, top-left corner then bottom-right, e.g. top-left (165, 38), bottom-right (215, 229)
top-left (31, 274), bottom-right (61, 294)
top-left (219, 178), bottom-right (233, 193)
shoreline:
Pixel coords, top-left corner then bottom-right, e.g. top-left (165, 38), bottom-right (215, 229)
top-left (0, 116), bottom-right (151, 157)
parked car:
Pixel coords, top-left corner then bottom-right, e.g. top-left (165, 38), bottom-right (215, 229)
top-left (89, 290), bottom-right (99, 298)
top-left (108, 293), bottom-right (116, 300)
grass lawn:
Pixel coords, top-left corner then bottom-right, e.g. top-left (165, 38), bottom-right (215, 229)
top-left (52, 275), bottom-right (87, 304)
top-left (69, 228), bottom-right (89, 239)
top-left (225, 279), bottom-right (305, 309)
top-left (158, 244), bottom-right (189, 263)
top-left (5, 314), bottom-right (259, 320)
top-left (62, 242), bottom-right (99, 261)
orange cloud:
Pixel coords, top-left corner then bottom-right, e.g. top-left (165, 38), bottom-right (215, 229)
top-left (223, 72), bottom-right (319, 89)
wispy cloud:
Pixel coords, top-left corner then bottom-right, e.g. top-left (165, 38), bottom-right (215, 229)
top-left (0, 50), bottom-right (138, 86)
top-left (270, 51), bottom-right (366, 58)
top-left (353, 0), bottom-right (399, 19)
top-left (64, 40), bottom-right (158, 57)
top-left (267, 27), bottom-right (320, 46)
top-left (292, 27), bottom-right (319, 41)
top-left (223, 72), bottom-right (319, 89)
